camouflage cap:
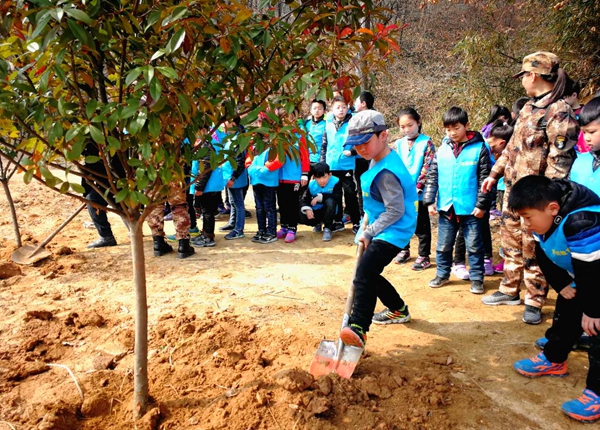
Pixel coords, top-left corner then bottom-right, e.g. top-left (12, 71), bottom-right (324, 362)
top-left (345, 110), bottom-right (388, 146)
top-left (513, 51), bottom-right (560, 78)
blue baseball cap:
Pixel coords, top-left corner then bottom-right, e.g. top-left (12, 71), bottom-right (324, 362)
top-left (345, 110), bottom-right (388, 146)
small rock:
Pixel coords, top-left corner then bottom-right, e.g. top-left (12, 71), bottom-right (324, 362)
top-left (79, 312), bottom-right (105, 328)
top-left (273, 369), bottom-right (314, 392)
top-left (0, 262), bottom-right (22, 279)
top-left (138, 407), bottom-right (161, 430)
top-left (317, 375), bottom-right (333, 396)
top-left (55, 246), bottom-right (73, 255)
top-left (93, 354), bottom-right (115, 370)
top-left (24, 310), bottom-right (53, 321)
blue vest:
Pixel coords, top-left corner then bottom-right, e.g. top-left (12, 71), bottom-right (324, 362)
top-left (534, 206), bottom-right (600, 282)
top-left (437, 141), bottom-right (483, 215)
top-left (360, 151), bottom-right (417, 248)
top-left (305, 119), bottom-right (326, 163)
top-left (221, 134), bottom-right (248, 189)
top-left (397, 134), bottom-right (431, 201)
top-left (325, 118), bottom-right (355, 171)
top-left (201, 130), bottom-right (227, 193)
top-left (571, 152), bottom-right (600, 197)
top-left (247, 150), bottom-right (279, 187)
top-left (497, 177), bottom-right (506, 191)
top-left (279, 134), bottom-right (303, 182)
top-left (308, 176), bottom-right (339, 210)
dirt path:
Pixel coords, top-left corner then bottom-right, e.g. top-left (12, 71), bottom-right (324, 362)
top-left (0, 176), bottom-right (588, 429)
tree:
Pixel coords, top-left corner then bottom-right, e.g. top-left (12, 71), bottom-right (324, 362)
top-left (0, 0), bottom-right (401, 418)
top-left (0, 127), bottom-right (25, 248)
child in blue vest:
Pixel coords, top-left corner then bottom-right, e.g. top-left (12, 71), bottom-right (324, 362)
top-left (219, 118), bottom-right (249, 240)
top-left (304, 99), bottom-right (327, 169)
top-left (299, 162), bottom-right (342, 241)
top-left (338, 110), bottom-right (418, 348)
top-left (319, 95), bottom-right (360, 233)
top-left (570, 96), bottom-right (600, 196)
top-left (424, 106), bottom-right (492, 294)
top-left (508, 176), bottom-right (600, 423)
top-left (190, 128), bottom-right (228, 248)
top-left (246, 144), bottom-right (281, 244)
top-left (393, 108), bottom-right (436, 271)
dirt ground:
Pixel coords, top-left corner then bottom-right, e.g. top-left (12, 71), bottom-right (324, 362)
top-left (0, 174), bottom-right (591, 430)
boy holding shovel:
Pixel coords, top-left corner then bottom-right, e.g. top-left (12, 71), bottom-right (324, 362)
top-left (340, 110), bottom-right (418, 348)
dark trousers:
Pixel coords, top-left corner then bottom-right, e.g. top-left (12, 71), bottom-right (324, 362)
top-left (497, 190), bottom-right (505, 212)
top-left (453, 211), bottom-right (492, 263)
top-left (437, 212), bottom-right (484, 281)
top-left (354, 157), bottom-right (370, 217)
top-left (544, 294), bottom-right (600, 394)
top-left (349, 240), bottom-right (406, 333)
top-left (402, 200), bottom-right (431, 257)
top-left (299, 197), bottom-right (338, 230)
top-left (186, 192), bottom-right (197, 229)
top-left (277, 182), bottom-right (300, 230)
top-left (253, 184), bottom-right (277, 235)
top-left (198, 192), bottom-right (220, 238)
top-left (86, 190), bottom-right (113, 238)
top-left (332, 170), bottom-right (360, 225)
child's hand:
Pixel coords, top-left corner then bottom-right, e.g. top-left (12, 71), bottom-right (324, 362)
top-left (428, 205), bottom-right (438, 216)
top-left (582, 313), bottom-right (600, 336)
top-left (472, 208), bottom-right (484, 218)
top-left (311, 197), bottom-right (319, 206)
top-left (301, 175), bottom-right (308, 187)
top-left (343, 150), bottom-right (352, 157)
top-left (358, 234), bottom-right (370, 249)
top-left (481, 177), bottom-right (497, 193)
top-left (560, 286), bottom-right (576, 300)
top-left (306, 209), bottom-right (314, 220)
top-left (226, 179), bottom-right (235, 188)
top-left (195, 190), bottom-right (203, 196)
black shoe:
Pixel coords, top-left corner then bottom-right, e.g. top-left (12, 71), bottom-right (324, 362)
top-left (191, 235), bottom-right (216, 248)
top-left (470, 280), bottom-right (484, 294)
top-left (259, 233), bottom-right (277, 244)
top-left (245, 210), bottom-right (252, 219)
top-left (153, 236), bottom-right (173, 257)
top-left (251, 231), bottom-right (265, 243)
top-left (333, 222), bottom-right (345, 232)
top-left (352, 224), bottom-right (360, 234)
top-left (428, 276), bottom-right (450, 288)
top-left (219, 223), bottom-right (235, 232)
top-left (523, 305), bottom-right (542, 325)
top-left (178, 239), bottom-right (195, 259)
top-left (87, 236), bottom-right (117, 248)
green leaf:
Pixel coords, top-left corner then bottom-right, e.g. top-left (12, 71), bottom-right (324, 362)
top-left (31, 13), bottom-right (51, 39)
top-left (107, 136), bottom-right (121, 150)
top-left (166, 29), bottom-right (186, 55)
top-left (48, 121), bottom-right (64, 144)
top-left (140, 142), bottom-right (152, 160)
top-left (128, 111), bottom-right (147, 135)
top-left (162, 6), bottom-right (188, 26)
top-left (85, 155), bottom-right (101, 163)
top-left (148, 114), bottom-right (160, 137)
top-left (71, 183), bottom-right (85, 194)
top-left (115, 187), bottom-right (128, 203)
top-left (128, 158), bottom-right (142, 167)
top-left (89, 124), bottom-right (104, 144)
top-left (150, 49), bottom-right (165, 62)
top-left (145, 10), bottom-right (161, 31)
top-left (23, 169), bottom-right (34, 184)
top-left (156, 66), bottom-right (178, 79)
top-left (147, 164), bottom-right (157, 181)
top-left (49, 8), bottom-right (64, 23)
top-left (121, 104), bottom-right (139, 120)
top-left (86, 99), bottom-right (97, 118)
top-left (136, 192), bottom-right (149, 205)
top-left (69, 138), bottom-right (85, 160)
top-left (125, 67), bottom-right (142, 86)
top-left (149, 78), bottom-right (162, 102)
top-left (60, 182), bottom-right (70, 194)
top-left (143, 65), bottom-right (154, 85)
top-left (67, 19), bottom-right (90, 46)
top-left (177, 94), bottom-right (190, 115)
top-left (64, 8), bottom-right (94, 25)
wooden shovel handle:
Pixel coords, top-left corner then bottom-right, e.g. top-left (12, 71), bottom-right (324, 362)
top-left (31, 202), bottom-right (87, 254)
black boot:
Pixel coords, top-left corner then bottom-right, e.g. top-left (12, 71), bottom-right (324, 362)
top-left (178, 238), bottom-right (195, 259)
top-left (153, 236), bottom-right (173, 257)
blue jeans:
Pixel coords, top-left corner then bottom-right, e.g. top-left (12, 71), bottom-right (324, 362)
top-left (227, 187), bottom-right (245, 233)
top-left (436, 212), bottom-right (484, 281)
top-left (253, 184), bottom-right (277, 234)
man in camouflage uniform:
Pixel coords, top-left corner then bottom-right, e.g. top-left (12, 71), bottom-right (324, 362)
top-left (146, 182), bottom-right (195, 259)
top-left (481, 52), bottom-right (579, 324)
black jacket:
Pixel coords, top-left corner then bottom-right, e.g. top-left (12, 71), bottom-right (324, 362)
top-left (535, 179), bottom-right (600, 318)
top-left (423, 131), bottom-right (492, 211)
top-left (300, 178), bottom-right (342, 210)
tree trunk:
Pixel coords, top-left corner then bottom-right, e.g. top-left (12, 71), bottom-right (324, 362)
top-left (130, 219), bottom-right (149, 419)
top-left (2, 179), bottom-right (22, 247)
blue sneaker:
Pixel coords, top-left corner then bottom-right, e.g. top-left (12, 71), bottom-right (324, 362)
top-left (562, 389), bottom-right (600, 423)
top-left (536, 334), bottom-right (591, 351)
top-left (224, 230), bottom-right (244, 240)
top-left (513, 352), bottom-right (568, 378)
top-left (189, 227), bottom-right (200, 237)
top-left (535, 337), bottom-right (548, 349)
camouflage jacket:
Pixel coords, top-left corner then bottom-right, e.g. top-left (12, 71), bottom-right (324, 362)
top-left (490, 92), bottom-right (579, 188)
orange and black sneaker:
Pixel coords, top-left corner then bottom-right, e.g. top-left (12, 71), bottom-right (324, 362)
top-left (562, 389), bottom-right (600, 423)
top-left (340, 324), bottom-right (366, 348)
top-left (372, 306), bottom-right (411, 325)
top-left (513, 352), bottom-right (568, 378)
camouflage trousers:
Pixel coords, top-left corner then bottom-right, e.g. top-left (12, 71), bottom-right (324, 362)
top-left (146, 185), bottom-right (191, 240)
top-left (498, 190), bottom-right (548, 308)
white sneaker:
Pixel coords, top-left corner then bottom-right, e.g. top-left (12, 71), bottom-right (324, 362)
top-left (451, 264), bottom-right (470, 280)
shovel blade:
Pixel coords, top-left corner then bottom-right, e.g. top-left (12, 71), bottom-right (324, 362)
top-left (11, 245), bottom-right (51, 265)
top-left (309, 340), bottom-right (363, 379)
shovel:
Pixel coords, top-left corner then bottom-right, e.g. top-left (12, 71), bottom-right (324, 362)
top-left (309, 240), bottom-right (365, 379)
top-left (12, 202), bottom-right (87, 265)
